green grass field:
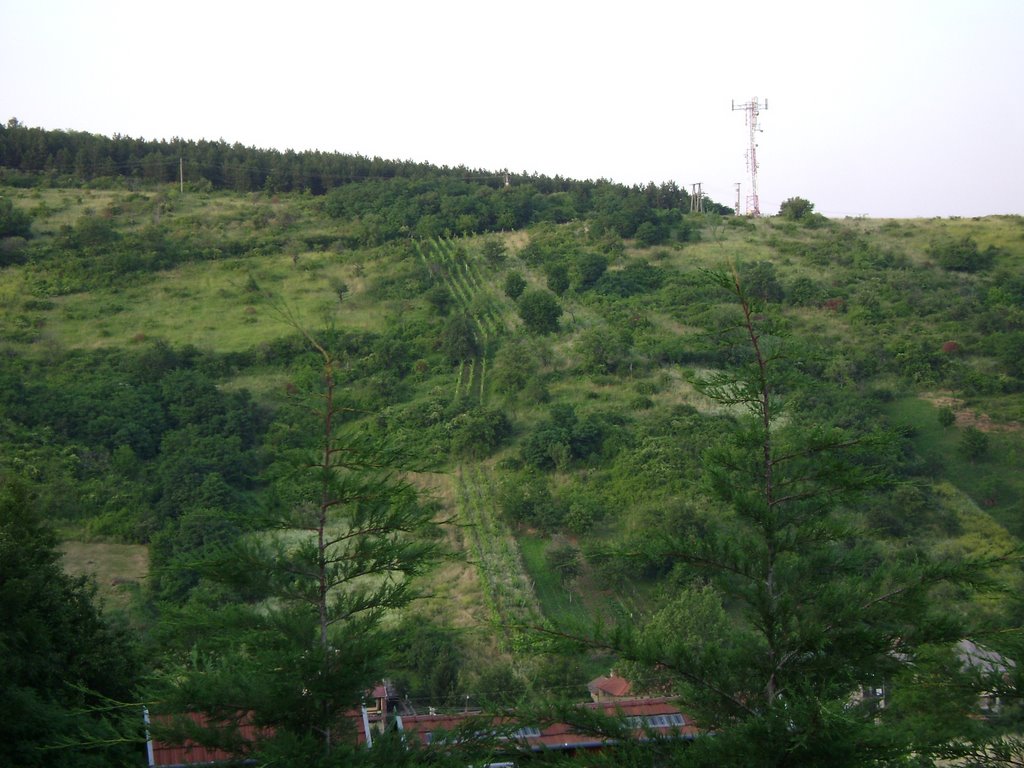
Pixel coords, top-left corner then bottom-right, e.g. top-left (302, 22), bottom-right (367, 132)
top-left (519, 535), bottom-right (604, 628)
top-left (37, 253), bottom-right (388, 353)
top-left (59, 540), bottom-right (149, 614)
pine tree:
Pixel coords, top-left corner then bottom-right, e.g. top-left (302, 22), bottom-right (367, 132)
top-left (152, 332), bottom-right (442, 763)
top-left (568, 268), bottom-right (1006, 766)
top-left (0, 479), bottom-right (141, 768)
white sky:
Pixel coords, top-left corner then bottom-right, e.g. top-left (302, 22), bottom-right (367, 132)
top-left (1, 0), bottom-right (1021, 218)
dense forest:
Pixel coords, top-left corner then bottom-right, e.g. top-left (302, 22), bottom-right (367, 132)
top-left (0, 118), bottom-right (729, 243)
top-left (2, 123), bottom-right (1024, 767)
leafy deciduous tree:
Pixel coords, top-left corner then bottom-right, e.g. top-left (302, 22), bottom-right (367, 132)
top-left (0, 196), bottom-right (32, 238)
top-left (440, 314), bottom-right (480, 364)
top-left (571, 252), bottom-right (607, 290)
top-left (929, 237), bottom-right (998, 273)
top-left (778, 196), bottom-right (816, 221)
top-left (516, 289), bottom-right (562, 335)
top-left (544, 262), bottom-right (570, 296)
top-left (503, 271), bottom-right (526, 300)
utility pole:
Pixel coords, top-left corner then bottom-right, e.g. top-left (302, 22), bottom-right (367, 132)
top-left (732, 97), bottom-right (767, 216)
top-left (690, 182), bottom-right (704, 214)
top-left (734, 182), bottom-right (742, 216)
top-left (179, 157), bottom-right (184, 194)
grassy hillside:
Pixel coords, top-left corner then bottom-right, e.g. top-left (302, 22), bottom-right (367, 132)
top-left (2, 179), bottom-right (1023, 705)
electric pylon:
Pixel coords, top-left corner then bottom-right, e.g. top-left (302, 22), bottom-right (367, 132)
top-left (690, 182), bottom-right (704, 214)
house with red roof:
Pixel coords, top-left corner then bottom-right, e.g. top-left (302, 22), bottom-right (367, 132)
top-left (146, 679), bottom-right (697, 765)
top-left (393, 696), bottom-right (697, 755)
top-left (587, 671), bottom-right (632, 701)
top-left (145, 711), bottom-right (269, 768)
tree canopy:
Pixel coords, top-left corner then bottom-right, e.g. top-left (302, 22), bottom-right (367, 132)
top-left (0, 480), bottom-right (141, 768)
top-left (516, 289), bottom-right (562, 334)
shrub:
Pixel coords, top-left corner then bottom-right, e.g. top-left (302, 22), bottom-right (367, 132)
top-left (564, 493), bottom-right (603, 534)
top-left (516, 289), bottom-right (562, 334)
top-left (595, 261), bottom-right (665, 297)
top-left (575, 326), bottom-right (629, 374)
top-left (0, 197), bottom-right (32, 238)
top-left (634, 221), bottom-right (668, 247)
top-left (545, 262), bottom-right (570, 296)
top-left (425, 285), bottom-right (453, 316)
top-left (929, 237), bottom-right (997, 273)
top-left (937, 407), bottom-right (956, 427)
top-left (778, 196), bottom-right (815, 221)
top-left (0, 235), bottom-right (28, 266)
top-left (503, 271), bottom-right (526, 300)
top-left (546, 539), bottom-right (582, 583)
top-left (448, 407), bottom-right (511, 458)
top-left (739, 260), bottom-right (784, 303)
top-left (571, 252), bottom-right (607, 290)
top-left (439, 314), bottom-right (479, 363)
top-left (786, 276), bottom-right (822, 307)
top-left (500, 471), bottom-right (561, 529)
top-left (480, 237), bottom-right (506, 264)
top-left (959, 426), bottom-right (989, 461)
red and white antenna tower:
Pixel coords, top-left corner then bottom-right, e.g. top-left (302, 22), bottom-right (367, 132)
top-left (731, 97), bottom-right (767, 216)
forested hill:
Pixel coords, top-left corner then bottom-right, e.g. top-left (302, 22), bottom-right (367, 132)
top-left (2, 127), bottom-right (1024, 766)
top-left (0, 119), bottom-right (729, 241)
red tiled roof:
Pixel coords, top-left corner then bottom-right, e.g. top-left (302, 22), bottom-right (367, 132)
top-left (147, 712), bottom-right (269, 767)
top-left (148, 709), bottom-right (374, 766)
top-left (149, 698), bottom-right (697, 764)
top-left (397, 697), bottom-right (697, 752)
top-left (588, 675), bottom-right (632, 697)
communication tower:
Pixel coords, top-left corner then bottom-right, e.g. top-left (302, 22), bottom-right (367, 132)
top-left (731, 97), bottom-right (767, 216)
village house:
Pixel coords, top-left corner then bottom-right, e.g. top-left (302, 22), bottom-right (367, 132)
top-left (146, 678), bottom-right (696, 766)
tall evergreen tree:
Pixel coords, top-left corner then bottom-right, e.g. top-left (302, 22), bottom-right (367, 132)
top-left (0, 479), bottom-right (141, 768)
top-left (561, 267), bottom-right (1007, 766)
top-left (152, 331), bottom-right (442, 764)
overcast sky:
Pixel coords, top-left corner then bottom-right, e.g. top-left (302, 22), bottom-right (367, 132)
top-left (2, 0), bottom-right (1021, 218)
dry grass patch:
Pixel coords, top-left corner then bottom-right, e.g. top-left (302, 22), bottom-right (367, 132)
top-left (922, 392), bottom-right (1023, 433)
top-left (411, 471), bottom-right (490, 630)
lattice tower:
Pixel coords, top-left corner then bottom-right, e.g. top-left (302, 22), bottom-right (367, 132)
top-left (731, 97), bottom-right (767, 216)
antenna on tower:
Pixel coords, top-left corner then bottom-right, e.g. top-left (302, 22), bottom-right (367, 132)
top-left (732, 97), bottom-right (768, 216)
